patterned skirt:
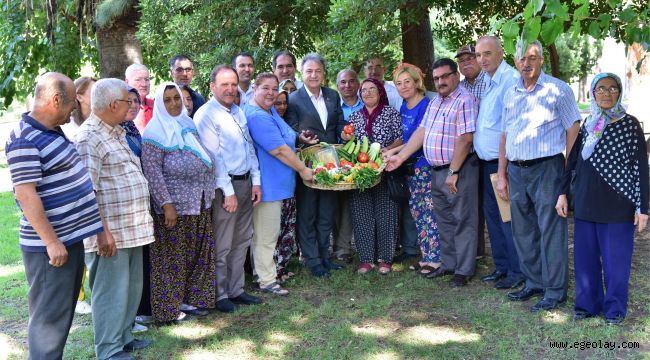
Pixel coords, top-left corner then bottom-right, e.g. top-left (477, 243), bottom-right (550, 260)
top-left (275, 197), bottom-right (297, 273)
top-left (150, 209), bottom-right (216, 322)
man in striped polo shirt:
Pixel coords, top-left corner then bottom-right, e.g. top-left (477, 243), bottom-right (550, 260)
top-left (496, 40), bottom-right (581, 312)
top-left (6, 72), bottom-right (105, 359)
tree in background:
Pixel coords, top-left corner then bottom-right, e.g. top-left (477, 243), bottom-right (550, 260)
top-left (547, 34), bottom-right (603, 102)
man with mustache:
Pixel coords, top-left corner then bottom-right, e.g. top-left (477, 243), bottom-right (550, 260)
top-left (385, 58), bottom-right (479, 287)
top-left (496, 40), bottom-right (581, 312)
top-left (194, 65), bottom-right (263, 313)
top-left (456, 44), bottom-right (487, 101)
top-left (170, 54), bottom-right (205, 117)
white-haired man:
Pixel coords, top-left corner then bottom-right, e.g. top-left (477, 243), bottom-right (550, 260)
top-left (124, 63), bottom-right (153, 133)
top-left (76, 78), bottom-right (155, 360)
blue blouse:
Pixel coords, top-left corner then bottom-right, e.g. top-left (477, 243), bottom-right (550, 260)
top-left (400, 96), bottom-right (430, 168)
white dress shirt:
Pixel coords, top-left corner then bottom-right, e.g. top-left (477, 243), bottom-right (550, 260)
top-left (304, 86), bottom-right (328, 129)
top-left (383, 81), bottom-right (404, 110)
top-left (238, 84), bottom-right (254, 106)
top-left (194, 98), bottom-right (261, 197)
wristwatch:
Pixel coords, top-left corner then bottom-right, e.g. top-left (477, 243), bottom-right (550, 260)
top-left (448, 168), bottom-right (460, 177)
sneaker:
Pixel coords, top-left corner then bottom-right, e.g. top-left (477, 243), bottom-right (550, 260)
top-left (75, 300), bottom-right (92, 315)
top-left (134, 315), bottom-right (154, 324)
top-left (132, 322), bottom-right (148, 333)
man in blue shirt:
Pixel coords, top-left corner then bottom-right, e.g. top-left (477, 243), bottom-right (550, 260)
top-left (337, 69), bottom-right (363, 121)
top-left (6, 72), bottom-right (105, 359)
top-left (474, 36), bottom-right (525, 290)
top-left (497, 40), bottom-right (581, 312)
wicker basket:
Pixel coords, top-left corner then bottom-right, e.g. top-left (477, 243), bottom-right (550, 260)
top-left (299, 143), bottom-right (386, 191)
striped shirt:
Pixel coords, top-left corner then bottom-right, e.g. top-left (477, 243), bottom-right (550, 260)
top-left (420, 86), bottom-right (478, 166)
top-left (75, 114), bottom-right (155, 252)
top-left (460, 70), bottom-right (488, 101)
top-left (502, 72), bottom-right (581, 161)
top-left (6, 113), bottom-right (103, 252)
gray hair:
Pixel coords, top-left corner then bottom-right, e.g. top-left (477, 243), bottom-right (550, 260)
top-left (91, 78), bottom-right (128, 112)
top-left (515, 40), bottom-right (543, 62)
top-left (336, 69), bottom-right (358, 84)
top-left (125, 63), bottom-right (149, 80)
top-left (301, 53), bottom-right (326, 72)
top-left (477, 35), bottom-right (503, 50)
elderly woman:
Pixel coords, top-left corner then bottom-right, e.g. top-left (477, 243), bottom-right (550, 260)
top-left (556, 73), bottom-right (648, 325)
top-left (272, 89), bottom-right (297, 282)
top-left (141, 83), bottom-right (216, 322)
top-left (245, 73), bottom-right (313, 295)
top-left (383, 64), bottom-right (441, 276)
top-left (122, 87), bottom-right (143, 157)
top-left (279, 79), bottom-right (297, 94)
top-left (343, 78), bottom-right (402, 274)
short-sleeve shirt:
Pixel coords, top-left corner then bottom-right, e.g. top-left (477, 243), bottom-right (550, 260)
top-left (245, 105), bottom-right (297, 202)
top-left (5, 113), bottom-right (103, 252)
top-left (502, 71), bottom-right (581, 161)
top-left (400, 96), bottom-right (430, 168)
top-left (75, 114), bottom-right (155, 252)
top-left (420, 86), bottom-right (478, 166)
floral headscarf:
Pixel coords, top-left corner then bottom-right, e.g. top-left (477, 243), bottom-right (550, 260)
top-left (582, 72), bottom-right (626, 160)
top-left (359, 78), bottom-right (389, 137)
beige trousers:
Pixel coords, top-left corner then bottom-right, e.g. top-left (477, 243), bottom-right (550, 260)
top-left (252, 200), bottom-right (283, 286)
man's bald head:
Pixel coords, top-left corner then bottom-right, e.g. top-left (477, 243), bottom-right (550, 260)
top-left (476, 36), bottom-right (505, 77)
top-left (31, 72), bottom-right (76, 128)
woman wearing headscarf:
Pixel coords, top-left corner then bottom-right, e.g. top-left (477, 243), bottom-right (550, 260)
top-left (273, 89), bottom-right (297, 283)
top-left (384, 64), bottom-right (440, 276)
top-left (123, 86), bottom-right (143, 157)
top-left (343, 78), bottom-right (402, 274)
top-left (245, 73), bottom-right (313, 295)
top-left (279, 79), bottom-right (297, 94)
top-left (141, 83), bottom-right (216, 322)
top-left (556, 73), bottom-right (648, 325)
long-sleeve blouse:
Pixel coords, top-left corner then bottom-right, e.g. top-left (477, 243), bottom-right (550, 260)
top-left (559, 114), bottom-right (649, 223)
top-left (348, 105), bottom-right (403, 148)
top-left (141, 144), bottom-right (216, 215)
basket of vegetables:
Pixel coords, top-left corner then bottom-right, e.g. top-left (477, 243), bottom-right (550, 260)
top-left (299, 135), bottom-right (386, 191)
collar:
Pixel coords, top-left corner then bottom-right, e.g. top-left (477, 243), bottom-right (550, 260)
top-left (305, 86), bottom-right (322, 99)
top-left (515, 71), bottom-right (546, 92)
top-left (238, 84), bottom-right (253, 94)
top-left (341, 96), bottom-right (362, 108)
top-left (94, 114), bottom-right (125, 137)
top-left (440, 85), bottom-right (463, 101)
top-left (22, 112), bottom-right (52, 132)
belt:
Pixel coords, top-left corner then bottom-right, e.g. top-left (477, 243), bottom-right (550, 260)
top-left (480, 159), bottom-right (499, 165)
top-left (229, 171), bottom-right (250, 180)
top-left (432, 164), bottom-right (450, 171)
top-left (509, 154), bottom-right (561, 168)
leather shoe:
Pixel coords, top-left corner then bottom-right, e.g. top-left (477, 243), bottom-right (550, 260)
top-left (495, 277), bottom-right (525, 290)
top-left (230, 292), bottom-right (263, 305)
top-left (215, 299), bottom-right (238, 313)
top-left (480, 270), bottom-right (507, 282)
top-left (531, 297), bottom-right (565, 312)
top-left (424, 268), bottom-right (454, 279)
top-left (323, 259), bottom-right (344, 271)
top-left (573, 310), bottom-right (596, 321)
top-left (507, 286), bottom-right (544, 301)
top-left (605, 315), bottom-right (625, 325)
top-left (310, 265), bottom-right (330, 277)
top-left (449, 274), bottom-right (468, 287)
top-left (108, 351), bottom-right (135, 360)
top-left (123, 338), bottom-right (153, 352)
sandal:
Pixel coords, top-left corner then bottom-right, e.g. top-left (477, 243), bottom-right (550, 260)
top-left (418, 265), bottom-right (440, 276)
top-left (408, 263), bottom-right (422, 271)
top-left (260, 282), bottom-right (289, 296)
top-left (357, 263), bottom-right (374, 274)
top-left (378, 262), bottom-right (392, 275)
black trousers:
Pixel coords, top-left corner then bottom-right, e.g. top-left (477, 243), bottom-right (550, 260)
top-left (296, 181), bottom-right (337, 268)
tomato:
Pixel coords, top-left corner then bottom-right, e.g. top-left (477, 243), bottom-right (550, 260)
top-left (326, 162), bottom-right (336, 170)
top-left (314, 168), bottom-right (326, 174)
top-left (368, 161), bottom-right (379, 169)
top-left (339, 160), bottom-right (351, 167)
top-left (357, 152), bottom-right (369, 163)
top-left (343, 124), bottom-right (355, 135)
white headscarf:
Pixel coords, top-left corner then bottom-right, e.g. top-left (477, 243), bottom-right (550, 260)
top-left (142, 83), bottom-right (212, 167)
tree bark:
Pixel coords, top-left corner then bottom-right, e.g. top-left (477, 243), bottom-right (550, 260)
top-left (547, 43), bottom-right (561, 79)
top-left (400, 1), bottom-right (434, 90)
top-left (95, 0), bottom-right (142, 79)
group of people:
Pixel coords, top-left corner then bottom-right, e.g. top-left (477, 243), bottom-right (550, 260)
top-left (6, 35), bottom-right (648, 360)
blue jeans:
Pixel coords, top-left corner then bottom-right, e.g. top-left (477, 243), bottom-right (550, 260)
top-left (481, 160), bottom-right (522, 279)
top-left (508, 155), bottom-right (568, 300)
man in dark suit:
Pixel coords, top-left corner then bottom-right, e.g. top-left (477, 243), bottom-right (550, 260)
top-left (285, 53), bottom-right (346, 277)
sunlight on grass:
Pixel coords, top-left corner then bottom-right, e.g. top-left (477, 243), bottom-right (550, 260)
top-left (365, 350), bottom-right (400, 360)
top-left (169, 322), bottom-right (222, 340)
top-left (541, 311), bottom-right (570, 324)
top-left (351, 320), bottom-right (401, 337)
top-left (262, 332), bottom-right (298, 353)
top-left (193, 338), bottom-right (255, 359)
top-left (0, 264), bottom-right (22, 277)
top-left (398, 325), bottom-right (481, 345)
top-left (0, 333), bottom-right (25, 359)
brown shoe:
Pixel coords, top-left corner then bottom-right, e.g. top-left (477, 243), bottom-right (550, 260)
top-left (449, 274), bottom-right (468, 287)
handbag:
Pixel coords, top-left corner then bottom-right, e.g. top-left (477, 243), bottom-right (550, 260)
top-left (386, 171), bottom-right (410, 204)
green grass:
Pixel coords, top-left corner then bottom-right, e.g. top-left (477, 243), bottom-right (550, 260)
top-left (0, 191), bottom-right (648, 359)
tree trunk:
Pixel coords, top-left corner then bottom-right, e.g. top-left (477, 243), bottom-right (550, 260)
top-left (400, 1), bottom-right (434, 90)
top-left (547, 43), bottom-right (561, 79)
top-left (95, 1), bottom-right (142, 79)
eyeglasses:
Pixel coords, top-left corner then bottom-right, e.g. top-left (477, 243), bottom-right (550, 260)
top-left (433, 71), bottom-right (456, 82)
top-left (360, 87), bottom-right (379, 95)
top-left (595, 86), bottom-right (620, 95)
top-left (116, 99), bottom-right (134, 106)
top-left (174, 67), bottom-right (193, 73)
